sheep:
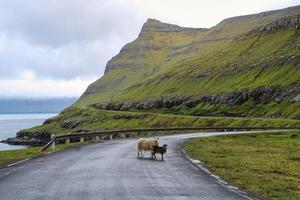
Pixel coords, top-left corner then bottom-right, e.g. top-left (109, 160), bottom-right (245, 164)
top-left (152, 144), bottom-right (168, 160)
top-left (137, 137), bottom-right (159, 158)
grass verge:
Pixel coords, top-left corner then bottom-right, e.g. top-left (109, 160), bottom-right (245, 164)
top-left (183, 131), bottom-right (300, 200)
top-left (0, 141), bottom-right (90, 168)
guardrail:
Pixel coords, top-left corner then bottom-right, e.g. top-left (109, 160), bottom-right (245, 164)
top-left (40, 126), bottom-right (299, 152)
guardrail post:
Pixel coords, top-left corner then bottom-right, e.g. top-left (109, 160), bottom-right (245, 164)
top-left (120, 133), bottom-right (126, 139)
top-left (51, 134), bottom-right (55, 149)
top-left (109, 134), bottom-right (113, 140)
top-left (132, 132), bottom-right (137, 137)
top-left (80, 137), bottom-right (84, 142)
top-left (65, 138), bottom-right (70, 144)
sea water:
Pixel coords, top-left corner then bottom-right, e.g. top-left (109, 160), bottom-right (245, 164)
top-left (0, 113), bottom-right (57, 150)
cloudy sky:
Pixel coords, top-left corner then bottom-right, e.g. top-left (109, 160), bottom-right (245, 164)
top-left (0, 0), bottom-right (298, 98)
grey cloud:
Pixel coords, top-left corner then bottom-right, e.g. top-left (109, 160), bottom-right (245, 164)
top-left (0, 0), bottom-right (146, 80)
top-left (0, 0), bottom-right (142, 47)
top-left (0, 34), bottom-right (129, 79)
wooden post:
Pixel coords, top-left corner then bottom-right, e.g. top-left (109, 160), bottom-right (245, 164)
top-left (132, 132), bottom-right (137, 137)
top-left (92, 136), bottom-right (99, 141)
top-left (109, 134), bottom-right (113, 140)
top-left (80, 137), bottom-right (84, 142)
top-left (65, 138), bottom-right (70, 144)
top-left (51, 134), bottom-right (55, 150)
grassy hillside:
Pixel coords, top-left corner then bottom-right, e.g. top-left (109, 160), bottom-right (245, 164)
top-left (17, 107), bottom-right (300, 139)
top-left (13, 6), bottom-right (300, 142)
top-left (75, 6), bottom-right (300, 119)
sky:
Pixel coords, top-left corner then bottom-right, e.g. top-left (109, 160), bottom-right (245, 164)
top-left (0, 0), bottom-right (298, 99)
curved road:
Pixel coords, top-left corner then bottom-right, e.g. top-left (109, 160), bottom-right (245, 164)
top-left (0, 131), bottom-right (269, 200)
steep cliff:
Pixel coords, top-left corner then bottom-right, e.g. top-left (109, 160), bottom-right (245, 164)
top-left (76, 6), bottom-right (300, 119)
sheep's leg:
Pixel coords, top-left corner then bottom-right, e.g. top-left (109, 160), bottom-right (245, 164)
top-left (152, 152), bottom-right (156, 160)
top-left (150, 151), bottom-right (154, 159)
top-left (141, 150), bottom-right (144, 157)
top-left (161, 153), bottom-right (164, 160)
top-left (151, 150), bottom-right (154, 159)
top-left (137, 149), bottom-right (140, 158)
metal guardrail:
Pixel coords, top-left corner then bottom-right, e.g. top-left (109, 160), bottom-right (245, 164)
top-left (40, 126), bottom-right (299, 152)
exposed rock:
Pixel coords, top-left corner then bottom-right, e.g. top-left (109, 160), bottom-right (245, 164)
top-left (71, 129), bottom-right (91, 133)
top-left (60, 118), bottom-right (96, 129)
top-left (222, 55), bottom-right (300, 77)
top-left (93, 84), bottom-right (300, 111)
top-left (193, 70), bottom-right (213, 79)
top-left (93, 96), bottom-right (191, 110)
top-left (1, 136), bottom-right (48, 146)
top-left (120, 101), bottom-right (135, 110)
top-left (104, 61), bottom-right (143, 73)
top-left (292, 94), bottom-right (300, 102)
top-left (43, 117), bottom-right (56, 124)
top-left (247, 15), bottom-right (300, 35)
top-left (60, 119), bottom-right (82, 129)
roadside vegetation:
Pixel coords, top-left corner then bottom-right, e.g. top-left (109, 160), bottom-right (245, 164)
top-left (0, 142), bottom-right (88, 168)
top-left (183, 131), bottom-right (300, 200)
top-left (18, 107), bottom-right (300, 138)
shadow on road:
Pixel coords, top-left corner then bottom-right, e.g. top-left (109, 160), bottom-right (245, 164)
top-left (137, 157), bottom-right (166, 162)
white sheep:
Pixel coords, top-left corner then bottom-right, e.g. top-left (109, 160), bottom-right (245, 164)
top-left (137, 137), bottom-right (159, 158)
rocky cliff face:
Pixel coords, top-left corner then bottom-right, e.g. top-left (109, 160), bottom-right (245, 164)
top-left (103, 19), bottom-right (207, 74)
top-left (248, 15), bottom-right (300, 34)
top-left (140, 19), bottom-right (207, 35)
top-left (92, 83), bottom-right (300, 117)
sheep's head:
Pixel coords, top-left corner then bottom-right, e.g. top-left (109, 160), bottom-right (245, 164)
top-left (163, 144), bottom-right (168, 149)
top-left (153, 137), bottom-right (159, 146)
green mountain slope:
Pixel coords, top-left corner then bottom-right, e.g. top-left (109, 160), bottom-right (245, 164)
top-left (11, 6), bottom-right (300, 144)
top-left (76, 6), bottom-right (300, 119)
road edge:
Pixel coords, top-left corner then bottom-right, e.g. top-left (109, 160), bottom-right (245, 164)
top-left (0, 140), bottom-right (100, 170)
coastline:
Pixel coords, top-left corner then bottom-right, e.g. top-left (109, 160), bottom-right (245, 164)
top-left (0, 113), bottom-right (57, 150)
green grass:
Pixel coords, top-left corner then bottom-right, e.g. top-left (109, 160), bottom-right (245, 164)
top-left (18, 107), bottom-right (300, 139)
top-left (183, 131), bottom-right (300, 200)
top-left (0, 142), bottom-right (89, 168)
top-left (139, 100), bottom-right (300, 119)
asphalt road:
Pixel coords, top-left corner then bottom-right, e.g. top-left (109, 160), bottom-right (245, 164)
top-left (0, 131), bottom-right (270, 200)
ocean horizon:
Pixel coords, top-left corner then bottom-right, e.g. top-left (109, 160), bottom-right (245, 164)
top-left (0, 113), bottom-right (57, 151)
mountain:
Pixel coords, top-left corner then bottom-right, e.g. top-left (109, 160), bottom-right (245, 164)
top-left (11, 6), bottom-right (300, 144)
top-left (76, 6), bottom-right (300, 119)
top-left (0, 98), bottom-right (77, 114)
